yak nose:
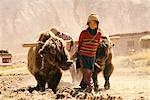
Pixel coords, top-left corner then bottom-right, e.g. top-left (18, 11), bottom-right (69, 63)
top-left (66, 60), bottom-right (73, 66)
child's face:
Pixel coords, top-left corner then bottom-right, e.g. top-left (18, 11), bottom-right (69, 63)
top-left (89, 21), bottom-right (98, 29)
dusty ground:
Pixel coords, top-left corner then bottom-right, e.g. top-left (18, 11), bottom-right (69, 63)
top-left (0, 57), bottom-right (150, 100)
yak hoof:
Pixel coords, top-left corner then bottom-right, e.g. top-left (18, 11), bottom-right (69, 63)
top-left (94, 84), bottom-right (99, 92)
top-left (104, 81), bottom-right (110, 90)
top-left (39, 87), bottom-right (45, 92)
top-left (94, 87), bottom-right (98, 92)
top-left (35, 84), bottom-right (45, 92)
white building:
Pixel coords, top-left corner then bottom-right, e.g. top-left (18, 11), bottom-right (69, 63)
top-left (0, 50), bottom-right (12, 66)
top-left (109, 31), bottom-right (150, 56)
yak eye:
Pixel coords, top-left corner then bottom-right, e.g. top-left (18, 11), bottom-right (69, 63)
top-left (43, 45), bottom-right (48, 51)
top-left (42, 44), bottom-right (50, 52)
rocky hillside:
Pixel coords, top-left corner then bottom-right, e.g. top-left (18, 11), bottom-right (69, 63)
top-left (0, 0), bottom-right (150, 53)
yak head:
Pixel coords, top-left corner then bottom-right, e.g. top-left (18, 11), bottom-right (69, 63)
top-left (39, 36), bottom-right (72, 70)
top-left (96, 36), bottom-right (113, 66)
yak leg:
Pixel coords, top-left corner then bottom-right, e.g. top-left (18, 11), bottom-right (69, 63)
top-left (92, 65), bottom-right (102, 91)
top-left (35, 73), bottom-right (46, 91)
top-left (103, 63), bottom-right (114, 90)
top-left (47, 69), bottom-right (62, 94)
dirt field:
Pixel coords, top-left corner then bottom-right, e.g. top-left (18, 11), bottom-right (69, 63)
top-left (0, 56), bottom-right (150, 100)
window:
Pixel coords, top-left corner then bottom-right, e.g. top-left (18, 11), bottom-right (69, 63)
top-left (127, 41), bottom-right (134, 48)
top-left (2, 58), bottom-right (11, 63)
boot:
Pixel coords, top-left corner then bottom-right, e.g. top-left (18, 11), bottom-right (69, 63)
top-left (79, 79), bottom-right (87, 90)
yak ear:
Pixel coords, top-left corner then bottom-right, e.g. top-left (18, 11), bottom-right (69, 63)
top-left (38, 33), bottom-right (44, 41)
top-left (110, 43), bottom-right (115, 48)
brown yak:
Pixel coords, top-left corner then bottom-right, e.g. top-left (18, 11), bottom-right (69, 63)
top-left (27, 31), bottom-right (72, 93)
top-left (92, 36), bottom-right (114, 91)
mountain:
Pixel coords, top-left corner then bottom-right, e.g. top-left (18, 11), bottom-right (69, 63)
top-left (0, 0), bottom-right (150, 53)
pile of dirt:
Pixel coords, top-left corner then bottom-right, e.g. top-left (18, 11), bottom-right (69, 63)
top-left (0, 74), bottom-right (124, 100)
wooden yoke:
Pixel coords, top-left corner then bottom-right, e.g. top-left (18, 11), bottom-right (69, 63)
top-left (22, 42), bottom-right (39, 47)
top-left (22, 40), bottom-right (74, 48)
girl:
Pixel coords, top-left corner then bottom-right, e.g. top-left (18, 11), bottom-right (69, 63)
top-left (77, 14), bottom-right (103, 93)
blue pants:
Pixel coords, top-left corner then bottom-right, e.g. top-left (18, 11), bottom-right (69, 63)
top-left (76, 55), bottom-right (95, 71)
top-left (77, 55), bottom-right (95, 92)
